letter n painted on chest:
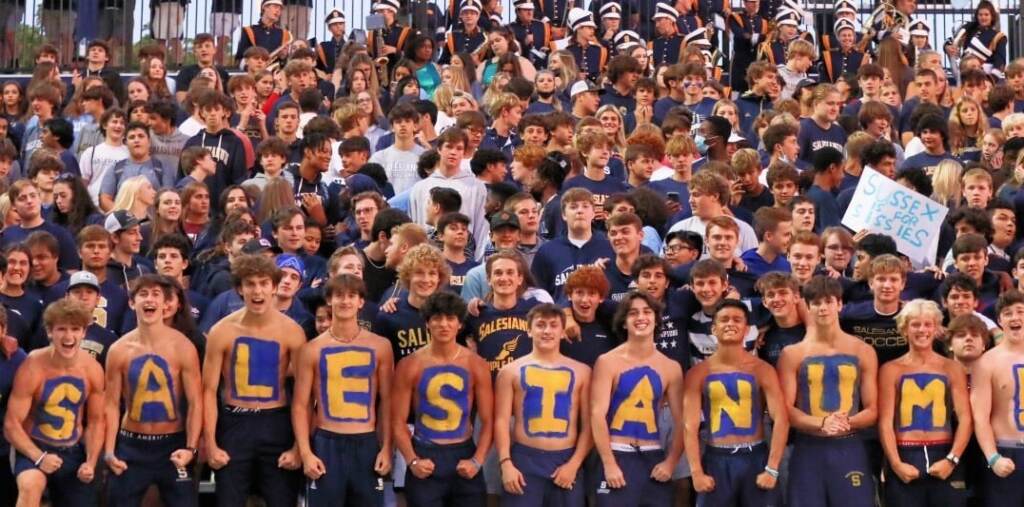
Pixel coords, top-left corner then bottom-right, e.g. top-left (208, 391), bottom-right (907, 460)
top-left (127, 354), bottom-right (178, 423)
top-left (32, 376), bottom-right (86, 444)
top-left (320, 346), bottom-right (375, 423)
top-left (706, 372), bottom-right (758, 438)
top-left (231, 337), bottom-right (280, 402)
top-left (416, 365), bottom-right (470, 439)
top-left (608, 366), bottom-right (662, 440)
top-left (897, 373), bottom-right (949, 431)
top-left (802, 355), bottom-right (858, 417)
top-left (521, 364), bottom-right (575, 438)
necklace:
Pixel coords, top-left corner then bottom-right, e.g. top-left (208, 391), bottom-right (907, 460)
top-left (329, 326), bottom-right (361, 344)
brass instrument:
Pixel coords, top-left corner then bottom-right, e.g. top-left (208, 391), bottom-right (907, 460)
top-left (266, 39), bottom-right (309, 73)
top-left (373, 28), bottom-right (391, 88)
top-left (862, 0), bottom-right (909, 46)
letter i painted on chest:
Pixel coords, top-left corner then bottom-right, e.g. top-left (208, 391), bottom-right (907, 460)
top-left (521, 364), bottom-right (575, 438)
top-left (231, 337), bottom-right (281, 402)
top-left (706, 372), bottom-right (757, 438)
top-left (127, 354), bottom-right (178, 423)
top-left (320, 346), bottom-right (375, 422)
top-left (897, 373), bottom-right (948, 431)
top-left (32, 376), bottom-right (86, 444)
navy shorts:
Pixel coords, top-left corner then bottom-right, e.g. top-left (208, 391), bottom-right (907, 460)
top-left (106, 430), bottom-right (198, 507)
top-left (982, 445), bottom-right (1024, 507)
top-left (884, 443), bottom-right (966, 507)
top-left (14, 440), bottom-right (98, 507)
top-left (305, 430), bottom-right (384, 507)
top-left (787, 433), bottom-right (875, 507)
top-left (213, 406), bottom-right (301, 507)
top-left (501, 444), bottom-right (585, 507)
top-left (404, 439), bottom-right (486, 507)
top-left (594, 448), bottom-right (673, 507)
top-left (697, 442), bottom-right (780, 507)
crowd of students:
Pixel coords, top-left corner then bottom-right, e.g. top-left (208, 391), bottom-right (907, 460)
top-left (0, 0), bottom-right (1024, 505)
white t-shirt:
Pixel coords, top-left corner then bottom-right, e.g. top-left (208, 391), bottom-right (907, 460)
top-left (80, 143), bottom-right (129, 205)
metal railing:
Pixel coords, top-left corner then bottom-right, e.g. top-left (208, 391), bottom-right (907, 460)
top-left (0, 0), bottom-right (1021, 72)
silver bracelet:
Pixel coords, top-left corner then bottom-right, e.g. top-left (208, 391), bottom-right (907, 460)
top-left (764, 466), bottom-right (779, 479)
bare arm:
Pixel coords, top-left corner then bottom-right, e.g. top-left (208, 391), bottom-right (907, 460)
top-left (682, 365), bottom-right (707, 475)
top-left (758, 362), bottom-right (789, 470)
top-left (83, 364), bottom-right (106, 468)
top-left (471, 356), bottom-right (494, 464)
top-left (181, 344), bottom-right (203, 451)
top-left (876, 362), bottom-right (902, 467)
top-left (290, 343), bottom-right (316, 460)
top-left (201, 328), bottom-right (227, 454)
top-left (663, 365), bottom-right (685, 466)
top-left (570, 368), bottom-right (593, 464)
top-left (970, 356), bottom-right (998, 457)
top-left (103, 349), bottom-right (124, 456)
top-left (391, 358), bottom-right (417, 463)
top-left (493, 366), bottom-right (515, 462)
top-left (948, 361), bottom-right (973, 458)
top-left (849, 345), bottom-right (879, 430)
top-left (589, 356), bottom-right (616, 467)
top-left (3, 363), bottom-right (43, 461)
top-left (376, 344), bottom-right (395, 456)
top-left (99, 194), bottom-right (115, 213)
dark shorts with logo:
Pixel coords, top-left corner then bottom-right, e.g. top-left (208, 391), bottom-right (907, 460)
top-left (305, 430), bottom-right (383, 507)
top-left (787, 433), bottom-right (874, 507)
top-left (14, 440), bottom-right (97, 507)
top-left (884, 442), bottom-right (966, 507)
top-left (106, 430), bottom-right (198, 507)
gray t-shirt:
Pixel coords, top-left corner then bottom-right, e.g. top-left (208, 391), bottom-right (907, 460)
top-left (369, 144), bottom-right (426, 195)
top-left (99, 158), bottom-right (174, 199)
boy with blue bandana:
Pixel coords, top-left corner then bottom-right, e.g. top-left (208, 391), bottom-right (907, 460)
top-left (494, 303), bottom-right (592, 506)
top-left (682, 299), bottom-right (789, 506)
top-left (5, 299), bottom-right (105, 506)
top-left (878, 300), bottom-right (971, 507)
top-left (391, 291), bottom-right (494, 507)
top-left (292, 274), bottom-right (395, 506)
top-left (777, 276), bottom-right (879, 507)
top-left (102, 274), bottom-right (203, 506)
top-left (591, 291), bottom-right (685, 506)
top-left (201, 255), bottom-right (306, 507)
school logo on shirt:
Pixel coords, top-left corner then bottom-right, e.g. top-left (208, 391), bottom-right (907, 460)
top-left (319, 346), bottom-right (376, 423)
top-left (521, 364), bottom-right (575, 438)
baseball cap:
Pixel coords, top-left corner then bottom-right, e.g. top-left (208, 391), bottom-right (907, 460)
top-left (68, 271), bottom-right (101, 292)
top-left (104, 210), bottom-right (146, 234)
top-left (489, 211), bottom-right (520, 230)
top-left (569, 80), bottom-right (601, 99)
top-left (276, 254), bottom-right (306, 277)
top-left (241, 238), bottom-right (280, 255)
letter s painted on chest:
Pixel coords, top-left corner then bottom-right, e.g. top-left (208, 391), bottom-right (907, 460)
top-left (416, 365), bottom-right (470, 440)
top-left (32, 376), bottom-right (86, 444)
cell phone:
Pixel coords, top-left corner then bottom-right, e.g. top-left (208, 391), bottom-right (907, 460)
top-left (667, 192), bottom-right (680, 203)
top-left (365, 14), bottom-right (385, 31)
top-left (350, 29), bottom-right (368, 46)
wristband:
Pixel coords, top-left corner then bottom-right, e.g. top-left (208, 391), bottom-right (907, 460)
top-left (987, 453), bottom-right (1003, 468)
top-left (499, 457), bottom-right (512, 466)
top-left (34, 451), bottom-right (48, 467)
top-left (764, 466), bottom-right (779, 479)
top-left (471, 457), bottom-right (482, 469)
top-left (410, 458), bottom-right (419, 468)
top-left (188, 447), bottom-right (199, 456)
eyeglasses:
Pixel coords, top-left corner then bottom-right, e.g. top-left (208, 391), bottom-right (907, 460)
top-left (825, 244), bottom-right (852, 251)
top-left (665, 243), bottom-right (696, 253)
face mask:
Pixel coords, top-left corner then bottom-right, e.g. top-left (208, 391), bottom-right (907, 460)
top-left (694, 134), bottom-right (709, 155)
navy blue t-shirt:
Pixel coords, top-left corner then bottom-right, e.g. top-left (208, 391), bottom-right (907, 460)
top-left (900, 151), bottom-right (954, 173)
top-left (0, 347), bottom-right (27, 453)
top-left (759, 322), bottom-right (805, 367)
top-left (0, 221), bottom-right (81, 272)
top-left (797, 118), bottom-right (848, 164)
top-left (532, 234), bottom-right (615, 301)
top-left (562, 174), bottom-right (632, 217)
top-left (840, 301), bottom-right (903, 364)
top-left (646, 179), bottom-right (692, 218)
top-left (372, 297), bottom-right (430, 362)
top-left (81, 323), bottom-right (118, 366)
top-left (805, 184), bottom-right (842, 234)
top-left (559, 316), bottom-right (616, 367)
top-left (447, 258), bottom-right (479, 294)
top-left (464, 299), bottom-right (538, 378)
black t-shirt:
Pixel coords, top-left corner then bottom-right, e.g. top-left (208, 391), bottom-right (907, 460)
top-left (360, 250), bottom-right (397, 304)
top-left (174, 65), bottom-right (230, 97)
top-left (759, 322), bottom-right (806, 367)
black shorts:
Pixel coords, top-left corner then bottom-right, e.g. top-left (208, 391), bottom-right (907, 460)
top-left (305, 430), bottom-right (384, 507)
top-left (106, 430), bottom-right (198, 507)
top-left (213, 405), bottom-right (300, 507)
top-left (14, 441), bottom-right (98, 507)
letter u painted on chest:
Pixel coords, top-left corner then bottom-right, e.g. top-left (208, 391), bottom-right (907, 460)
top-left (127, 354), bottom-right (178, 423)
top-left (802, 355), bottom-right (859, 417)
top-left (608, 366), bottom-right (662, 440)
top-left (32, 376), bottom-right (86, 444)
top-left (706, 372), bottom-right (758, 438)
top-left (416, 365), bottom-right (470, 440)
top-left (897, 373), bottom-right (948, 431)
top-left (319, 346), bottom-right (375, 423)
top-left (521, 364), bottom-right (575, 438)
top-left (231, 337), bottom-right (280, 402)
